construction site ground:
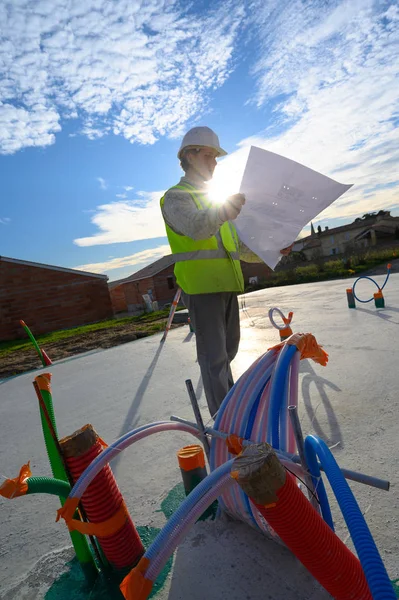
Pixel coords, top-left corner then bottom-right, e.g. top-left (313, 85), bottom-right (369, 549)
top-left (1, 274), bottom-right (398, 599)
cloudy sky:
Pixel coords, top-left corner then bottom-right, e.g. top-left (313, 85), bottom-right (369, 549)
top-left (1, 0), bottom-right (398, 281)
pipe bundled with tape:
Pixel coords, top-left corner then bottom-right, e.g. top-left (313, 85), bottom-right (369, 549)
top-left (210, 334), bottom-right (329, 535)
top-left (58, 424), bottom-right (144, 576)
top-left (233, 444), bottom-right (373, 600)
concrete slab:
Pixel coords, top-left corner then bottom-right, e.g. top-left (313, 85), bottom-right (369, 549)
top-left (1, 274), bottom-right (398, 598)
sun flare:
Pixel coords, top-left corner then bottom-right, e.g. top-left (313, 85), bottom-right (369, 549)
top-left (207, 167), bottom-right (243, 206)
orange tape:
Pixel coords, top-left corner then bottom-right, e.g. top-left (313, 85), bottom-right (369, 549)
top-left (269, 333), bottom-right (328, 366)
top-left (35, 373), bottom-right (52, 392)
top-left (177, 445), bottom-right (205, 471)
top-left (280, 326), bottom-right (293, 339)
top-left (0, 462), bottom-right (31, 499)
top-left (120, 556), bottom-right (153, 600)
top-left (282, 311), bottom-right (293, 325)
top-left (226, 434), bottom-right (244, 456)
top-left (57, 497), bottom-right (129, 537)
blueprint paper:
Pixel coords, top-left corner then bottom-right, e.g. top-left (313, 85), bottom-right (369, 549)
top-left (236, 146), bottom-right (353, 270)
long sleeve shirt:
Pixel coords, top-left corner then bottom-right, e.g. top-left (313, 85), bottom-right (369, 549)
top-left (162, 175), bottom-right (263, 263)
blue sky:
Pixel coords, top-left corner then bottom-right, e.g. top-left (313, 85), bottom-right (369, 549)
top-left (1, 0), bottom-right (398, 282)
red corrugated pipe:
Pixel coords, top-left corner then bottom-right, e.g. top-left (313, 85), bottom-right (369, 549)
top-left (65, 439), bottom-right (144, 573)
top-left (252, 473), bottom-right (372, 600)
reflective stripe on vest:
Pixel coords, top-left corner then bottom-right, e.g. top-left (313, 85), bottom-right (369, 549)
top-left (173, 249), bottom-right (240, 262)
top-left (161, 183), bottom-right (244, 295)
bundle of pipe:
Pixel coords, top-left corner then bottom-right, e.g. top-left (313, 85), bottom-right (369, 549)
top-left (57, 336), bottom-right (394, 599)
top-left (233, 444), bottom-right (374, 600)
top-left (209, 337), bottom-right (395, 598)
top-left (210, 337), bottom-right (310, 536)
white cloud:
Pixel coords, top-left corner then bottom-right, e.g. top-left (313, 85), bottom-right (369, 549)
top-left (97, 177), bottom-right (107, 190)
top-left (82, 122), bottom-right (108, 140)
top-left (40, 0), bottom-right (397, 247)
top-left (210, 0), bottom-right (399, 225)
top-left (124, 186), bottom-right (133, 191)
top-left (74, 190), bottom-right (166, 246)
top-left (74, 243), bottom-right (171, 274)
top-left (0, 0), bottom-right (244, 153)
top-left (0, 103), bottom-right (60, 153)
top-left (116, 193), bottom-right (127, 199)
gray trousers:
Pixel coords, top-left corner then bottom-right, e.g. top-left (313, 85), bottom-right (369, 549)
top-left (182, 292), bottom-right (240, 419)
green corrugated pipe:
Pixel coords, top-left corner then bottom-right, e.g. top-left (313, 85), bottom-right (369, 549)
top-left (20, 320), bottom-right (46, 367)
top-left (34, 375), bottom-right (98, 584)
top-left (27, 476), bottom-right (71, 498)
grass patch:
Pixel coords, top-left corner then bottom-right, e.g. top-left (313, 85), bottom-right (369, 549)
top-left (0, 308), bottom-right (178, 356)
top-left (295, 264), bottom-right (320, 279)
top-left (245, 247), bottom-right (398, 292)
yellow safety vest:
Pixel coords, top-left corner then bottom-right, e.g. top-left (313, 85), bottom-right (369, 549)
top-left (160, 183), bottom-right (244, 295)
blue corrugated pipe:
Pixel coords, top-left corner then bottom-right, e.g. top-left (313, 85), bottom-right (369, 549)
top-left (305, 435), bottom-right (396, 599)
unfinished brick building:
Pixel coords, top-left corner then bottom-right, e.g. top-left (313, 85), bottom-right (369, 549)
top-left (1, 256), bottom-right (113, 341)
top-left (108, 254), bottom-right (273, 315)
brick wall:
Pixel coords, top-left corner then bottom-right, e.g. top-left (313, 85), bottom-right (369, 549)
top-left (109, 285), bottom-right (127, 313)
top-left (0, 259), bottom-right (114, 341)
top-left (110, 277), bottom-right (152, 314)
top-left (110, 266), bottom-right (179, 314)
top-left (125, 278), bottom-right (152, 312)
top-left (109, 262), bottom-right (274, 315)
top-left (241, 261), bottom-right (273, 284)
top-left (151, 264), bottom-right (178, 305)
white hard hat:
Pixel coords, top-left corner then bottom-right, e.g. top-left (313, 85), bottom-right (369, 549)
top-left (177, 126), bottom-right (227, 159)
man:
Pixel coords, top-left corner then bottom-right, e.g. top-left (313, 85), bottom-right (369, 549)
top-left (161, 126), bottom-right (291, 418)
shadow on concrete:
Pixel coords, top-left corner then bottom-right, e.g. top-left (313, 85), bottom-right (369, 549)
top-left (183, 331), bottom-right (195, 343)
top-left (300, 360), bottom-right (343, 448)
top-left (0, 548), bottom-right (123, 600)
top-left (112, 343), bottom-right (164, 473)
top-left (195, 375), bottom-right (203, 400)
top-left (355, 306), bottom-right (399, 324)
top-left (167, 520), bottom-right (331, 600)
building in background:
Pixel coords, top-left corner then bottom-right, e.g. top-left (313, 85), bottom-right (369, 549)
top-left (293, 211), bottom-right (399, 261)
top-left (109, 255), bottom-right (177, 315)
top-left (109, 255), bottom-right (273, 314)
top-left (1, 256), bottom-right (113, 341)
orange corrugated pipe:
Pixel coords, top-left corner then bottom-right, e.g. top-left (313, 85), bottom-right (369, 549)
top-left (252, 472), bottom-right (372, 599)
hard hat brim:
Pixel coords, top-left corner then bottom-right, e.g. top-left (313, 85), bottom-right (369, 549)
top-left (178, 145), bottom-right (228, 160)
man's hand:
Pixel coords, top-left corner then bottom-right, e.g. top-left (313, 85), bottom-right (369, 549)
top-left (280, 244), bottom-right (293, 256)
top-left (218, 193), bottom-right (246, 222)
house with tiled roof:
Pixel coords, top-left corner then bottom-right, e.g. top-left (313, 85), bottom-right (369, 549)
top-left (108, 255), bottom-right (177, 314)
top-left (293, 211), bottom-right (399, 260)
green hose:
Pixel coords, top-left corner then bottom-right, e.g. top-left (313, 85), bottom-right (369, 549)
top-left (27, 476), bottom-right (71, 498)
top-left (20, 320), bottom-right (46, 367)
top-left (37, 384), bottom-right (66, 482)
top-left (34, 377), bottom-right (98, 583)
